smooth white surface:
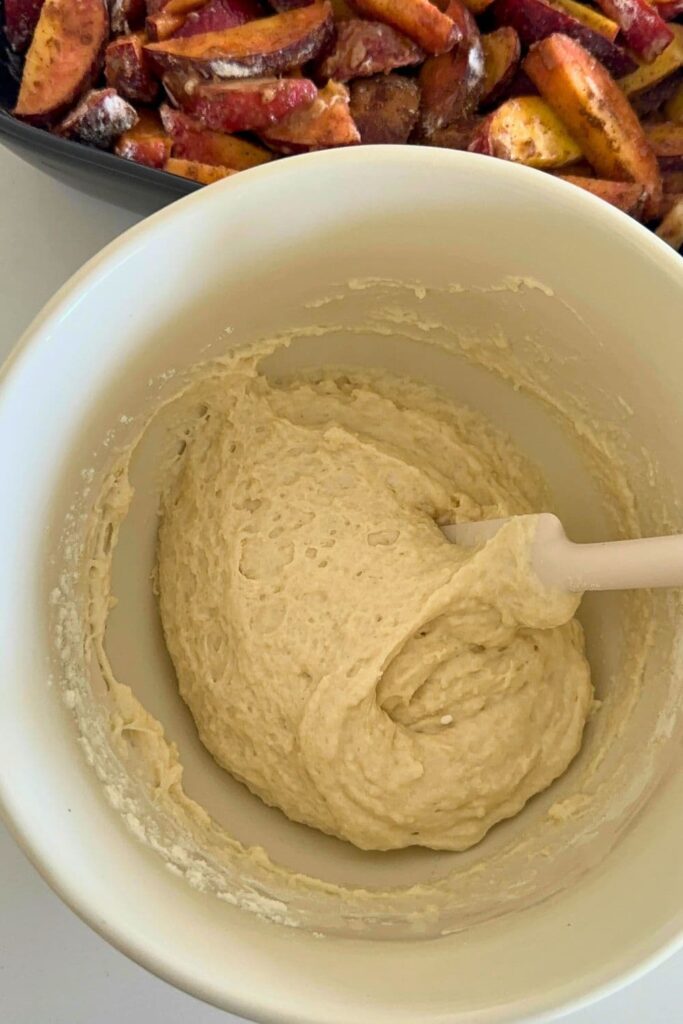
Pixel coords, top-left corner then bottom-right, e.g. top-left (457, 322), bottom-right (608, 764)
top-left (0, 146), bottom-right (681, 1024)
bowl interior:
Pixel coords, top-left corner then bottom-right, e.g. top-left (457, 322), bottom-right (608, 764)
top-left (1, 149), bottom-right (682, 1023)
top-left (99, 295), bottom-right (670, 894)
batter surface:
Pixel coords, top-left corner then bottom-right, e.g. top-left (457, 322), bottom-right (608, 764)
top-left (157, 356), bottom-right (592, 852)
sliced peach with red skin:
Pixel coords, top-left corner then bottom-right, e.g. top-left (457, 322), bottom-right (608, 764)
top-left (164, 74), bottom-right (317, 132)
top-left (480, 27), bottom-right (521, 105)
top-left (417, 0), bottom-right (484, 137)
top-left (58, 87), bottom-right (138, 148)
top-left (524, 33), bottom-right (662, 215)
top-left (13, 0), bottom-right (109, 126)
top-left (144, 2), bottom-right (334, 77)
top-left (106, 32), bottom-right (159, 103)
top-left (592, 0), bottom-right (672, 62)
top-left (349, 74), bottom-right (420, 143)
top-left (115, 108), bottom-right (172, 168)
top-left (161, 105), bottom-right (273, 166)
top-left (164, 157), bottom-right (237, 182)
top-left (316, 19), bottom-right (424, 82)
top-left (492, 0), bottom-right (635, 77)
top-left (347, 0), bottom-right (460, 55)
top-left (260, 80), bottom-right (359, 153)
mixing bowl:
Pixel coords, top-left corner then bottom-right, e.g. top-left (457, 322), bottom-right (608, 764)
top-left (0, 147), bottom-right (682, 1024)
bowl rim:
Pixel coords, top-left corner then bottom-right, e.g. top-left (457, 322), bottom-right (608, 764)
top-left (1, 145), bottom-right (682, 1024)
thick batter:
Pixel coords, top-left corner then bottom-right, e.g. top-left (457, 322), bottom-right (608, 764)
top-left (157, 356), bottom-right (592, 852)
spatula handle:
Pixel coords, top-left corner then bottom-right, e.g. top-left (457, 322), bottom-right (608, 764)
top-left (535, 518), bottom-right (683, 592)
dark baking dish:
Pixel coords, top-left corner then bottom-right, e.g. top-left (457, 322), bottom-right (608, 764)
top-left (0, 0), bottom-right (197, 214)
top-left (2, 1), bottom-right (683, 243)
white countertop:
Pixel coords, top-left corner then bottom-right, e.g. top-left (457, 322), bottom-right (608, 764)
top-left (0, 145), bottom-right (680, 1024)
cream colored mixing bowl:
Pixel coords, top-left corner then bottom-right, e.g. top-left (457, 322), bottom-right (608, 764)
top-left (0, 148), bottom-right (682, 1024)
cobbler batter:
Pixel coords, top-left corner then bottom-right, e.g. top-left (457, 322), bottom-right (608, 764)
top-left (157, 356), bottom-right (592, 851)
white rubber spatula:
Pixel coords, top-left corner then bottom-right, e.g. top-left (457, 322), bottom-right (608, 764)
top-left (442, 514), bottom-right (683, 592)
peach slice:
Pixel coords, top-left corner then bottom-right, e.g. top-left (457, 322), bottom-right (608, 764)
top-left (469, 94), bottom-right (581, 167)
top-left (260, 79), bottom-right (359, 152)
top-left (164, 74), bottom-right (317, 131)
top-left (114, 107), bottom-right (172, 167)
top-left (105, 31), bottom-right (159, 103)
top-left (146, 0), bottom-right (208, 13)
top-left (550, 0), bottom-right (618, 39)
top-left (160, 103), bottom-right (273, 165)
top-left (173, 0), bottom-right (262, 36)
top-left (58, 87), bottom-right (138, 147)
top-left (146, 11), bottom-right (186, 37)
top-left (145, 2), bottom-right (333, 77)
top-left (14, 0), bottom-right (109, 125)
top-left (347, 0), bottom-right (459, 55)
top-left (525, 33), bottom-right (662, 213)
top-left (316, 19), bottom-right (424, 81)
top-left (593, 0), bottom-right (672, 62)
top-left (164, 156), bottom-right (237, 181)
top-left (349, 74), bottom-right (420, 143)
top-left (480, 27), bottom-right (521, 106)
top-left (619, 25), bottom-right (683, 97)
top-left (492, 0), bottom-right (635, 76)
top-left (418, 1), bottom-right (484, 135)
